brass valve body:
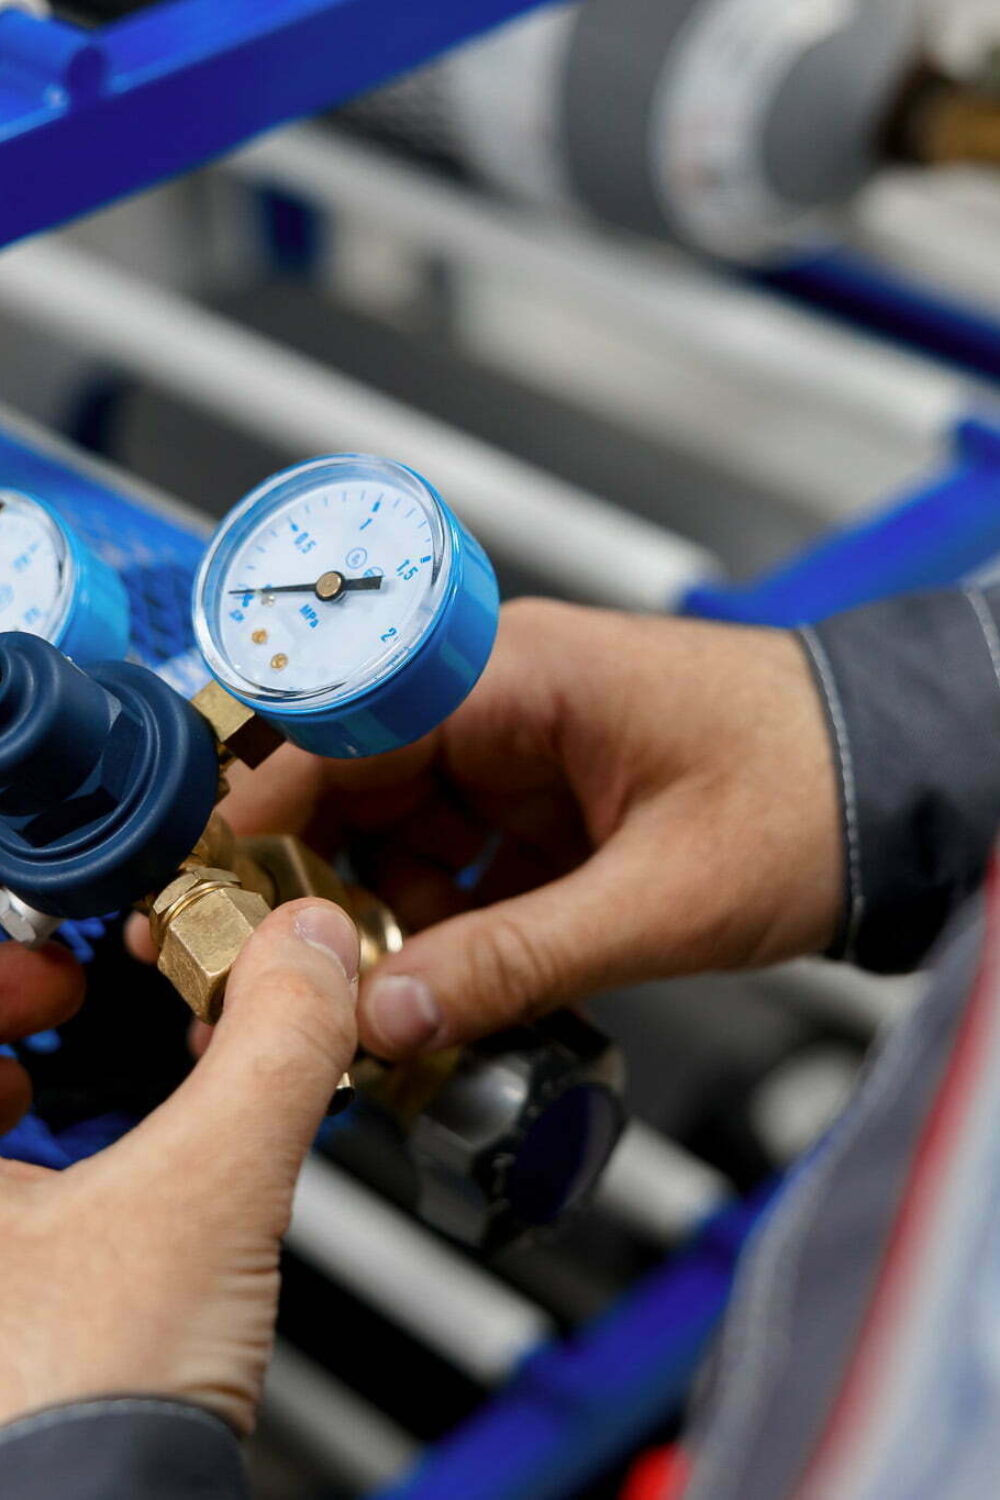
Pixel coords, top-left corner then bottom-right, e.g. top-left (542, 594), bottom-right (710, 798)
top-left (887, 68), bottom-right (1000, 170)
top-left (136, 686), bottom-right (624, 1247)
top-left (144, 689), bottom-right (409, 1108)
top-left (147, 814), bottom-right (403, 1023)
top-left (190, 680), bottom-right (284, 772)
top-left (149, 868), bottom-right (270, 1025)
top-left (911, 88), bottom-right (1000, 167)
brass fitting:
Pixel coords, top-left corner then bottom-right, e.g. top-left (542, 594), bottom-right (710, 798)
top-left (149, 867), bottom-right (270, 1024)
top-left (142, 701), bottom-right (374, 1108)
top-left (914, 88), bottom-right (1000, 167)
top-left (191, 680), bottom-right (284, 772)
top-left (145, 688), bottom-right (403, 1099)
top-left (888, 68), bottom-right (1000, 169)
top-left (239, 833), bottom-right (403, 975)
top-left (184, 812), bottom-right (274, 905)
top-left (145, 820), bottom-right (381, 1112)
top-left (145, 816), bottom-right (400, 1029)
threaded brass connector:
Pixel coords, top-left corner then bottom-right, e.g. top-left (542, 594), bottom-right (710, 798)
top-left (191, 680), bottom-right (284, 772)
top-left (149, 867), bottom-right (270, 1023)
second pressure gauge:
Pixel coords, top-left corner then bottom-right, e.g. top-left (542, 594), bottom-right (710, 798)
top-left (0, 489), bottom-right (131, 663)
top-left (193, 456), bottom-right (499, 758)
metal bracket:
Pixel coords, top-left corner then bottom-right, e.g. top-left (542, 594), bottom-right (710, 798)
top-left (0, 0), bottom-right (547, 248)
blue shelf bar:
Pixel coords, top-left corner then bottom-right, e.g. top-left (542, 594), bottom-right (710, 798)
top-left (684, 418), bottom-right (1000, 627)
top-left (381, 1190), bottom-right (778, 1500)
top-left (0, 0), bottom-right (546, 248)
top-left (757, 248), bottom-right (1000, 390)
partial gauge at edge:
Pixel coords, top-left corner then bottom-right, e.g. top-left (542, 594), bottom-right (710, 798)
top-left (193, 456), bottom-right (500, 759)
top-left (0, 489), bottom-right (131, 663)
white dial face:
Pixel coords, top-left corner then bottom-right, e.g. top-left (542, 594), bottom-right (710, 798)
top-left (0, 491), bottom-right (72, 642)
top-left (197, 458), bottom-right (452, 708)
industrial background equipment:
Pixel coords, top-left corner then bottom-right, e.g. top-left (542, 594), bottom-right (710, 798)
top-left (341, 0), bottom-right (1000, 260)
top-left (0, 0), bottom-right (998, 1494)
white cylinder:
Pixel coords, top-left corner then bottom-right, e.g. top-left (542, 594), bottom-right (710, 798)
top-left (595, 1120), bottom-right (731, 1245)
top-left (263, 1340), bottom-right (418, 1489)
top-left (230, 126), bottom-right (965, 456)
top-left (0, 238), bottom-right (719, 611)
top-left (288, 1154), bottom-right (552, 1384)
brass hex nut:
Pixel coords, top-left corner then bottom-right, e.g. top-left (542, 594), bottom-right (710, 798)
top-left (151, 869), bottom-right (270, 1023)
top-left (240, 835), bottom-right (401, 974)
top-left (191, 680), bottom-right (284, 770)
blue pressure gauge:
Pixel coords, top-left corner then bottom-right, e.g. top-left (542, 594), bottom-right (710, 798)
top-left (0, 489), bottom-right (131, 664)
top-left (193, 456), bottom-right (499, 758)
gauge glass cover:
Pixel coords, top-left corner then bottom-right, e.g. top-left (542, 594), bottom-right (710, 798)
top-left (0, 490), bottom-right (74, 644)
top-left (195, 458), bottom-right (454, 711)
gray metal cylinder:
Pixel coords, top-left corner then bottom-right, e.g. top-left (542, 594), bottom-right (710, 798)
top-left (340, 0), bottom-right (922, 260)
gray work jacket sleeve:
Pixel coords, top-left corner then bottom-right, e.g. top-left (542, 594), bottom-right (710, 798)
top-left (797, 583), bottom-right (1000, 973)
top-left (0, 1398), bottom-right (249, 1499)
top-left (685, 857), bottom-right (1000, 1500)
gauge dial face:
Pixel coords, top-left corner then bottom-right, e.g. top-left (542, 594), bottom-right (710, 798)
top-left (195, 457), bottom-right (453, 710)
top-left (0, 491), bottom-right (73, 643)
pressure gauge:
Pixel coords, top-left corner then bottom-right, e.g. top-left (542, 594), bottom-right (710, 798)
top-left (0, 489), bottom-right (130, 663)
top-left (193, 456), bottom-right (499, 758)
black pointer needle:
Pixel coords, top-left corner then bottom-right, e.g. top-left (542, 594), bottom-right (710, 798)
top-left (228, 571), bottom-right (384, 600)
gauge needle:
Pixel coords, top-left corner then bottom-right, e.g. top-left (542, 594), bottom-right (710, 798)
top-left (229, 571), bottom-right (384, 601)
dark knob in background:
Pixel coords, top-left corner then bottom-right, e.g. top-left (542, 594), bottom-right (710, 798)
top-left (408, 1011), bottom-right (625, 1251)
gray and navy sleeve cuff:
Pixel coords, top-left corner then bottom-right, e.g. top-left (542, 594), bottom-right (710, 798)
top-left (0, 1397), bottom-right (249, 1499)
top-left (797, 585), bottom-right (1000, 973)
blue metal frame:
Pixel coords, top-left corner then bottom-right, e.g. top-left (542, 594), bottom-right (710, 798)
top-left (3, 406), bottom-right (1000, 1496)
top-left (378, 1189), bottom-right (778, 1500)
top-left (0, 0), bottom-right (546, 248)
top-left (684, 418), bottom-right (1000, 626)
top-left (2, 1), bottom-right (998, 1490)
top-left (756, 249), bottom-right (1000, 389)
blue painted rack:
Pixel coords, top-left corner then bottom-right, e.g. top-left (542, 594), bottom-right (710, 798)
top-left (0, 0), bottom-right (546, 247)
top-left (2, 0), bottom-right (1000, 1488)
top-left (758, 248), bottom-right (1000, 391)
top-left (2, 404), bottom-right (1000, 1497)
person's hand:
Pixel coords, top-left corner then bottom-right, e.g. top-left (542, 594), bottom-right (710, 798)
top-left (0, 942), bottom-right (85, 1136)
top-left (182, 600), bottom-right (842, 1061)
top-left (0, 897), bottom-right (357, 1435)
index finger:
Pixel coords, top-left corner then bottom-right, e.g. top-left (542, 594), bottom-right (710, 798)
top-left (0, 942), bottom-right (85, 1043)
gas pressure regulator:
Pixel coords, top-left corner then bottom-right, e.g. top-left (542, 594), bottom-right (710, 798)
top-left (0, 455), bottom-right (624, 1250)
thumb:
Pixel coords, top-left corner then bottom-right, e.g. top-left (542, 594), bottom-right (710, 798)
top-left (118, 898), bottom-right (359, 1189)
top-left (358, 842), bottom-right (654, 1058)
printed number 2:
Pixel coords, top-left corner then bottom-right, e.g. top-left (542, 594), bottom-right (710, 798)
top-left (380, 626), bottom-right (398, 643)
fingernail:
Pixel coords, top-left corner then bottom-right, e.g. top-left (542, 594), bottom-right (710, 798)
top-left (294, 904), bottom-right (360, 981)
top-left (364, 974), bottom-right (442, 1053)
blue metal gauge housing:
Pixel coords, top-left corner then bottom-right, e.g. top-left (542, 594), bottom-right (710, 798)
top-left (194, 456), bottom-right (500, 758)
top-left (0, 489), bottom-right (131, 663)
